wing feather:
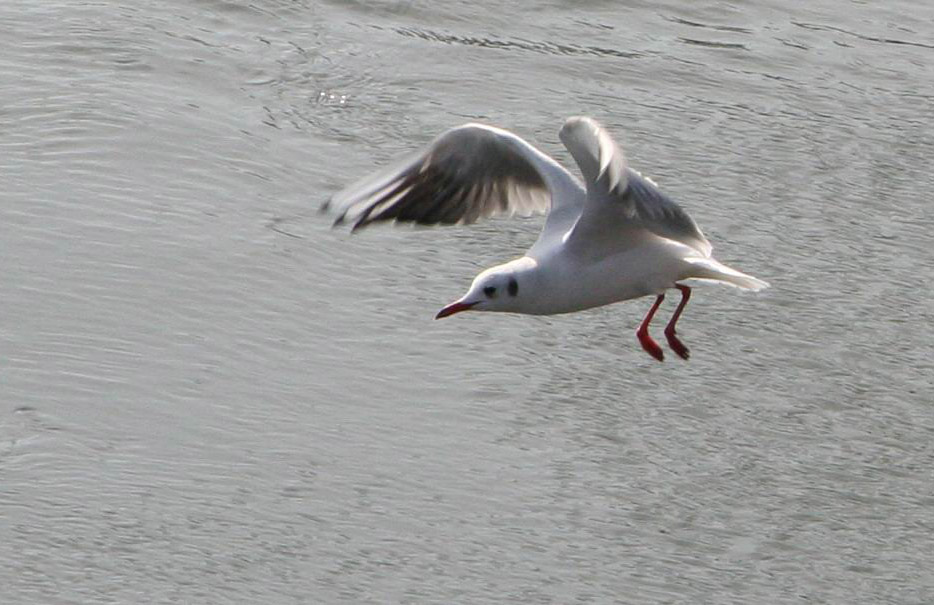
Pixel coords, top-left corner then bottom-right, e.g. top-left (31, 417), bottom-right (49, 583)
top-left (323, 123), bottom-right (576, 231)
top-left (559, 116), bottom-right (712, 257)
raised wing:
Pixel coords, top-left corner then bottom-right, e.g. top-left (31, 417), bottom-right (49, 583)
top-left (559, 117), bottom-right (712, 257)
top-left (323, 123), bottom-right (581, 231)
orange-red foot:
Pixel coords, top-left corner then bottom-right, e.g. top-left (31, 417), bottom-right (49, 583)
top-left (637, 329), bottom-right (664, 362)
top-left (664, 327), bottom-right (690, 360)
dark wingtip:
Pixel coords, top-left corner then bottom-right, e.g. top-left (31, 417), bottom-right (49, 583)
top-left (321, 198), bottom-right (345, 230)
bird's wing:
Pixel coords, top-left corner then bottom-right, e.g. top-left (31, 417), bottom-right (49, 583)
top-left (558, 117), bottom-right (712, 257)
top-left (323, 123), bottom-right (583, 231)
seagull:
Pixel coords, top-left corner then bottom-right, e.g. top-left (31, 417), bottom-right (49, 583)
top-left (322, 116), bottom-right (768, 361)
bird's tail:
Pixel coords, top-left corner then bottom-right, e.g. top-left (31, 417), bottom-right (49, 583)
top-left (683, 257), bottom-right (769, 291)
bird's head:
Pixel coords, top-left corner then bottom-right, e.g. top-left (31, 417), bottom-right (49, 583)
top-left (435, 260), bottom-right (533, 319)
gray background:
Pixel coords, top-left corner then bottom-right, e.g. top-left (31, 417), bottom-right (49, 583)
top-left (2, 0), bottom-right (933, 603)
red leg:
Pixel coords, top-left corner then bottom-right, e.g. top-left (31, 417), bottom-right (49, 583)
top-left (637, 294), bottom-right (665, 362)
top-left (664, 284), bottom-right (692, 360)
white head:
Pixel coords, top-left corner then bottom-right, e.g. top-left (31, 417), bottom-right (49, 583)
top-left (436, 258), bottom-right (536, 319)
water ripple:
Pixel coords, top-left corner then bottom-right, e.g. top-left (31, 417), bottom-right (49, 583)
top-left (391, 26), bottom-right (644, 59)
top-left (793, 21), bottom-right (934, 50)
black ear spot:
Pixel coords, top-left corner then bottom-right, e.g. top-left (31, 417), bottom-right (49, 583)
top-left (508, 278), bottom-right (518, 297)
top-left (484, 286), bottom-right (497, 298)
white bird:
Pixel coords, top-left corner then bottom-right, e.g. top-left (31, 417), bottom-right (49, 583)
top-left (322, 117), bottom-right (768, 361)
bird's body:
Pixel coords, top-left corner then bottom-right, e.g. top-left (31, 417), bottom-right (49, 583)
top-left (323, 117), bottom-right (768, 361)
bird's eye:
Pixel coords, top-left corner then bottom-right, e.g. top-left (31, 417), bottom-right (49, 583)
top-left (484, 286), bottom-right (497, 298)
top-left (508, 278), bottom-right (518, 297)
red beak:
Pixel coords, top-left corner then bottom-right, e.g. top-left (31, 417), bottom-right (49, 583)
top-left (435, 300), bottom-right (478, 319)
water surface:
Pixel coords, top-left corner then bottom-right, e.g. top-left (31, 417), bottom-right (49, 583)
top-left (2, 1), bottom-right (933, 603)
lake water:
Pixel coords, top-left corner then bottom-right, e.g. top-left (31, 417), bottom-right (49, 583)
top-left (2, 1), bottom-right (933, 603)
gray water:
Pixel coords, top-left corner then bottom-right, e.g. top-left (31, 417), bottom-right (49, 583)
top-left (2, 1), bottom-right (933, 603)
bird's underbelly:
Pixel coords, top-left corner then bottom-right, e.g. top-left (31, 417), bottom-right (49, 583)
top-left (527, 244), bottom-right (690, 315)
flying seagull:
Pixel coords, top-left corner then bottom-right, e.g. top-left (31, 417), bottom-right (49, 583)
top-left (322, 116), bottom-right (768, 361)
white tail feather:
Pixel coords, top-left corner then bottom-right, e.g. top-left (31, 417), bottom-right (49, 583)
top-left (684, 258), bottom-right (769, 291)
